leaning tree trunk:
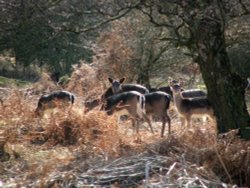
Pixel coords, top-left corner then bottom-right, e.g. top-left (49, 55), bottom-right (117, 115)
top-left (196, 9), bottom-right (250, 133)
top-left (137, 66), bottom-right (151, 89)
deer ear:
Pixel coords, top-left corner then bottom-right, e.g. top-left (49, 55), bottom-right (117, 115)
top-left (119, 77), bottom-right (125, 83)
top-left (179, 80), bottom-right (184, 87)
top-left (168, 78), bottom-right (174, 86)
top-left (108, 77), bottom-right (113, 83)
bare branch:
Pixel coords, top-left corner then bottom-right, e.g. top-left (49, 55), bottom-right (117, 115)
top-left (238, 0), bottom-right (250, 15)
top-left (152, 45), bottom-right (169, 64)
top-left (138, 6), bottom-right (174, 28)
top-left (58, 1), bottom-right (142, 34)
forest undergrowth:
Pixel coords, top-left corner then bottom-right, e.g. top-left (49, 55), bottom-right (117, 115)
top-left (0, 64), bottom-right (249, 187)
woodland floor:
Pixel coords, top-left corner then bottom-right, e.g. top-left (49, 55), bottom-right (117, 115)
top-left (0, 73), bottom-right (250, 187)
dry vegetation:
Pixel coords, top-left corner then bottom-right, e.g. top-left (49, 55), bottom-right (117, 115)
top-left (0, 65), bottom-right (250, 187)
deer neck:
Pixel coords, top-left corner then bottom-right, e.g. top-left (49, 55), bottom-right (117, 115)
top-left (172, 92), bottom-right (183, 111)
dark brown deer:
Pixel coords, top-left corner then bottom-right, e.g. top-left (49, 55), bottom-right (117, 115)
top-left (102, 91), bottom-right (153, 134)
top-left (35, 90), bottom-right (75, 116)
top-left (169, 80), bottom-right (215, 127)
top-left (145, 91), bottom-right (171, 137)
top-left (84, 77), bottom-right (149, 113)
top-left (150, 84), bottom-right (206, 99)
top-left (108, 77), bottom-right (149, 95)
top-left (181, 89), bottom-right (207, 98)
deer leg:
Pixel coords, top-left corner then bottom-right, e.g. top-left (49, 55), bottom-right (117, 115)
top-left (180, 117), bottom-right (186, 126)
top-left (202, 116), bottom-right (207, 126)
top-left (186, 115), bottom-right (191, 127)
top-left (132, 114), bottom-right (141, 134)
top-left (161, 116), bottom-right (166, 137)
top-left (208, 114), bottom-right (216, 125)
top-left (165, 112), bottom-right (171, 136)
top-left (142, 113), bottom-right (154, 134)
top-left (135, 118), bottom-right (140, 134)
top-left (131, 118), bottom-right (136, 132)
top-left (117, 115), bottom-right (122, 124)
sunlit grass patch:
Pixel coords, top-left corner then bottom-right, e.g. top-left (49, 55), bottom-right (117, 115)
top-left (0, 76), bottom-right (30, 87)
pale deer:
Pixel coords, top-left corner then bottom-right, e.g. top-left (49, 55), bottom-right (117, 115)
top-left (145, 91), bottom-right (171, 137)
top-left (102, 91), bottom-right (153, 134)
top-left (35, 90), bottom-right (75, 116)
top-left (169, 81), bottom-right (215, 127)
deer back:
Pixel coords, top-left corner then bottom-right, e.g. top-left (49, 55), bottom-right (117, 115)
top-left (104, 91), bottom-right (145, 117)
top-left (145, 91), bottom-right (171, 114)
top-left (35, 90), bottom-right (74, 115)
top-left (181, 89), bottom-right (207, 98)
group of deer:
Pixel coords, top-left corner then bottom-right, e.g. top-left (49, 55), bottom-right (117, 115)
top-left (35, 77), bottom-right (222, 137)
top-left (34, 77), bottom-right (250, 137)
top-left (102, 77), bottom-right (172, 137)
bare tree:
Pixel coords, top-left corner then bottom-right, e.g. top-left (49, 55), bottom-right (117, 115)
top-left (77, 0), bottom-right (250, 133)
top-left (132, 0), bottom-right (250, 133)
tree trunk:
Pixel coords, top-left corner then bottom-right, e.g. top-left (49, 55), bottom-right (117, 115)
top-left (137, 66), bottom-right (151, 88)
top-left (196, 9), bottom-right (250, 133)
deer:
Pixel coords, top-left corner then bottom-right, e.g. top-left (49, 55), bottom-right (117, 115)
top-left (102, 91), bottom-right (154, 134)
top-left (145, 91), bottom-right (171, 137)
top-left (150, 83), bottom-right (206, 99)
top-left (35, 90), bottom-right (75, 117)
top-left (181, 89), bottom-right (207, 99)
top-left (108, 77), bottom-right (149, 95)
top-left (84, 77), bottom-right (149, 113)
top-left (107, 78), bottom-right (172, 136)
top-left (102, 90), bottom-right (172, 137)
top-left (169, 80), bottom-right (215, 127)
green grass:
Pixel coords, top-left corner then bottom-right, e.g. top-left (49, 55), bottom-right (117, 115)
top-left (0, 76), bottom-right (30, 87)
top-left (196, 84), bottom-right (207, 90)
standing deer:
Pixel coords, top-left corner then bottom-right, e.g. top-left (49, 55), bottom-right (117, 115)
top-left (145, 91), bottom-right (171, 137)
top-left (107, 77), bottom-right (172, 136)
top-left (181, 89), bottom-right (207, 98)
top-left (102, 91), bottom-right (153, 134)
top-left (108, 77), bottom-right (149, 95)
top-left (35, 90), bottom-right (75, 116)
top-left (84, 77), bottom-right (149, 113)
top-left (103, 90), bottom-right (172, 137)
top-left (150, 84), bottom-right (206, 99)
top-left (169, 80), bottom-right (215, 127)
